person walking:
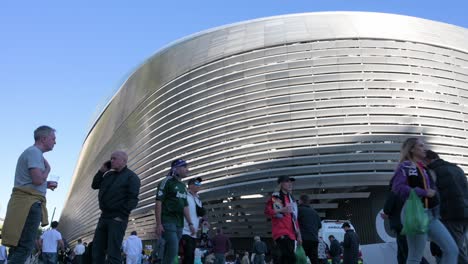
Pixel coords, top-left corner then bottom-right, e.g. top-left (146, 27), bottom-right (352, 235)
top-left (181, 177), bottom-right (204, 264)
top-left (2, 126), bottom-right (56, 264)
top-left (317, 237), bottom-right (328, 264)
top-left (341, 222), bottom-right (359, 264)
top-left (212, 229), bottom-right (231, 264)
top-left (251, 236), bottom-right (267, 264)
top-left (328, 235), bottom-right (341, 264)
top-left (123, 231), bottom-right (143, 264)
top-left (297, 194), bottom-right (322, 264)
top-left (264, 176), bottom-right (301, 264)
top-left (73, 239), bottom-right (85, 264)
top-left (91, 151), bottom-right (141, 264)
top-left (425, 150), bottom-right (468, 264)
top-left (155, 159), bottom-right (195, 264)
top-left (392, 138), bottom-right (458, 264)
top-left (40, 221), bottom-right (65, 264)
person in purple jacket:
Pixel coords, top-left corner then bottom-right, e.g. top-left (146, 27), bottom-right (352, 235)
top-left (391, 138), bottom-right (457, 264)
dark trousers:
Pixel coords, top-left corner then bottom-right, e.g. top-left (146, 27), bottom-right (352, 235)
top-left (7, 202), bottom-right (42, 264)
top-left (396, 233), bottom-right (408, 264)
top-left (442, 219), bottom-right (468, 264)
top-left (92, 217), bottom-right (128, 264)
top-left (74, 254), bottom-right (84, 264)
top-left (302, 240), bottom-right (319, 264)
top-left (181, 235), bottom-right (196, 264)
top-left (275, 236), bottom-right (296, 264)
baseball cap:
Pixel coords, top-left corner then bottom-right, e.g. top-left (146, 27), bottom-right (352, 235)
top-left (277, 175), bottom-right (296, 184)
top-left (188, 177), bottom-right (202, 186)
top-left (171, 159), bottom-right (187, 168)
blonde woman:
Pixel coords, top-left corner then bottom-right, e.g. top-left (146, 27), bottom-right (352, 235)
top-left (391, 138), bottom-right (457, 264)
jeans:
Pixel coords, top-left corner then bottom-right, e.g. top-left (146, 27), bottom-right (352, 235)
top-left (302, 240), bottom-right (319, 264)
top-left (161, 223), bottom-right (182, 264)
top-left (214, 253), bottom-right (225, 264)
top-left (442, 219), bottom-right (468, 264)
top-left (331, 256), bottom-right (341, 264)
top-left (181, 235), bottom-right (196, 264)
top-left (403, 208), bottom-right (458, 264)
top-left (42, 252), bottom-right (58, 264)
top-left (275, 236), bottom-right (296, 264)
top-left (92, 217), bottom-right (128, 264)
top-left (7, 202), bottom-right (42, 264)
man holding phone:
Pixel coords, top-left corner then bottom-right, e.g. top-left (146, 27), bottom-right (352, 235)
top-left (91, 150), bottom-right (141, 264)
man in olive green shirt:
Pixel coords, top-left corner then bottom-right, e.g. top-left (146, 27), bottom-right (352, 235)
top-left (155, 159), bottom-right (195, 264)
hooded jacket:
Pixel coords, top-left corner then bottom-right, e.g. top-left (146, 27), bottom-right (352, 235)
top-left (123, 235), bottom-right (142, 256)
top-left (427, 159), bottom-right (468, 220)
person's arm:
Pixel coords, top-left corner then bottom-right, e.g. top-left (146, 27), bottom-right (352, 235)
top-left (38, 238), bottom-right (43, 251)
top-left (91, 171), bottom-right (104, 190)
top-left (343, 233), bottom-right (350, 248)
top-left (91, 162), bottom-right (111, 189)
top-left (183, 206), bottom-right (196, 235)
top-left (155, 200), bottom-right (164, 237)
top-left (58, 239), bottom-right (65, 251)
top-left (123, 174), bottom-right (141, 215)
top-left (392, 163), bottom-right (430, 199)
top-left (29, 152), bottom-right (51, 186)
top-left (383, 192), bottom-right (395, 216)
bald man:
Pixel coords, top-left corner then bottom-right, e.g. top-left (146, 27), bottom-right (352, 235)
top-left (91, 151), bottom-right (141, 264)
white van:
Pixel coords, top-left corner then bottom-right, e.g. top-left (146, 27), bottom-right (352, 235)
top-left (318, 220), bottom-right (363, 263)
top-left (319, 219), bottom-right (356, 247)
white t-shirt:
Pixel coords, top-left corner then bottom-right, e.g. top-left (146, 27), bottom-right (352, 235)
top-left (0, 245), bottom-right (7, 260)
top-left (183, 192), bottom-right (202, 237)
top-left (74, 243), bottom-right (85, 255)
top-left (41, 229), bottom-right (62, 253)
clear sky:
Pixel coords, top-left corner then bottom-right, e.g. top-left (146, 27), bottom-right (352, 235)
top-left (1, 0), bottom-right (467, 222)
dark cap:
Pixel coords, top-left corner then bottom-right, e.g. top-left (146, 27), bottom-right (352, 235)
top-left (171, 159), bottom-right (187, 168)
top-left (277, 176), bottom-right (296, 184)
top-left (188, 177), bottom-right (202, 186)
top-left (341, 222), bottom-right (351, 228)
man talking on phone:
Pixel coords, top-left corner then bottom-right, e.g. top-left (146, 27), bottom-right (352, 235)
top-left (91, 150), bottom-right (141, 264)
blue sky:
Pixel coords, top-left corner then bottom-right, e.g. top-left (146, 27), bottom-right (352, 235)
top-left (1, 0), bottom-right (466, 221)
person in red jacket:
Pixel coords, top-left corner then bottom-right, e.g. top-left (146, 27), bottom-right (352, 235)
top-left (265, 176), bottom-right (302, 264)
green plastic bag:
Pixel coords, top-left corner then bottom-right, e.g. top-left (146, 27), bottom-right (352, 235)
top-left (295, 245), bottom-right (308, 264)
top-left (401, 189), bottom-right (429, 235)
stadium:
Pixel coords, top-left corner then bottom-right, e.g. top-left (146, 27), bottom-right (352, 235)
top-left (59, 12), bottom-right (468, 247)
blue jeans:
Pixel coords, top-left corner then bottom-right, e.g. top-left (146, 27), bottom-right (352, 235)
top-left (161, 223), bottom-right (182, 264)
top-left (404, 208), bottom-right (458, 264)
top-left (42, 252), bottom-right (58, 264)
top-left (7, 202), bottom-right (42, 264)
top-left (214, 253), bottom-right (226, 264)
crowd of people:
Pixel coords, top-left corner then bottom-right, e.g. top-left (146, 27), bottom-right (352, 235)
top-left (0, 126), bottom-right (467, 264)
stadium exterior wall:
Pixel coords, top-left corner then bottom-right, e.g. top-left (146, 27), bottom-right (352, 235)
top-left (59, 12), bottom-right (468, 245)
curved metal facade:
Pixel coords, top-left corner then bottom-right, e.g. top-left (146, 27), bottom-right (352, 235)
top-left (59, 12), bottom-right (468, 244)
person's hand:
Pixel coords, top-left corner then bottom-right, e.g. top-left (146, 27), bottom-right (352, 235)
top-left (426, 189), bottom-right (436, 198)
top-left (190, 225), bottom-right (196, 236)
top-left (281, 205), bottom-right (293, 214)
top-left (156, 224), bottom-right (164, 238)
top-left (47, 182), bottom-right (58, 191)
top-left (297, 236), bottom-right (303, 245)
top-left (380, 212), bottom-right (388, 219)
top-left (100, 161), bottom-right (110, 173)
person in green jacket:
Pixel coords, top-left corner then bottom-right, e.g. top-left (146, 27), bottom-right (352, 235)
top-left (155, 159), bottom-right (195, 264)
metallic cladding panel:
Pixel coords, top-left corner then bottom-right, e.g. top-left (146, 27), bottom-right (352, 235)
top-left (59, 12), bottom-right (468, 243)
